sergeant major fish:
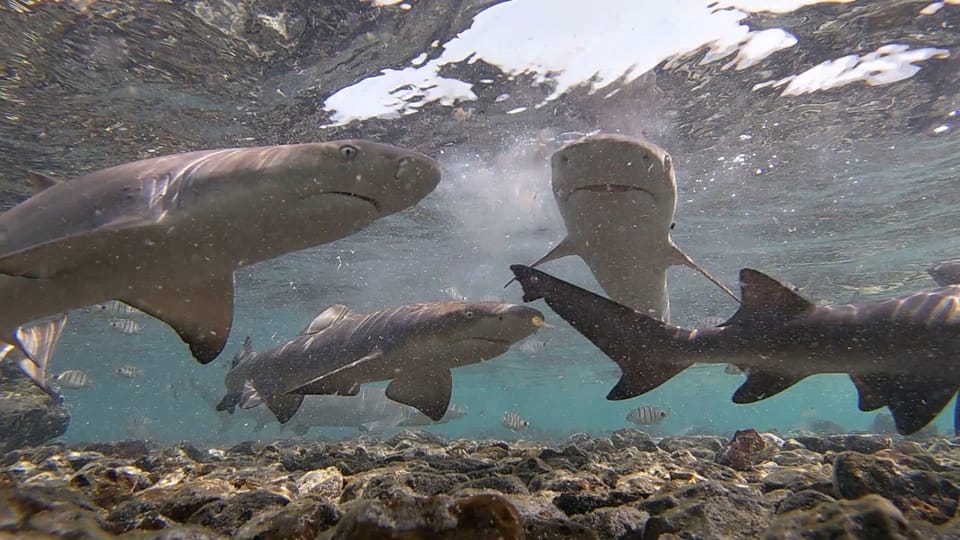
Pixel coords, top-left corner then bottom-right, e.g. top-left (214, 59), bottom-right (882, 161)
top-left (217, 301), bottom-right (547, 423)
top-left (55, 369), bottom-right (92, 390)
top-left (0, 141), bottom-right (441, 393)
top-left (510, 264), bottom-right (960, 436)
top-left (627, 405), bottom-right (668, 426)
top-left (512, 134), bottom-right (738, 321)
top-left (500, 411), bottom-right (531, 432)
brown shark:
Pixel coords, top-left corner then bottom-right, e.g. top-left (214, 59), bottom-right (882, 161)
top-left (0, 141), bottom-right (442, 383)
top-left (515, 134), bottom-right (737, 320)
top-left (510, 264), bottom-right (960, 436)
top-left (217, 301), bottom-right (547, 423)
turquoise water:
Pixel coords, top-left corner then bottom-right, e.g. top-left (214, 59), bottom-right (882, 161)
top-left (52, 131), bottom-right (960, 445)
top-left (3, 0), bottom-right (959, 447)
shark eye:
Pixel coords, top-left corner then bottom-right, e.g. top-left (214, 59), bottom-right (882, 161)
top-left (670, 222), bottom-right (676, 230)
top-left (339, 145), bottom-right (359, 160)
top-left (464, 310), bottom-right (475, 319)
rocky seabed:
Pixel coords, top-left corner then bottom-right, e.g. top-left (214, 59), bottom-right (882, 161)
top-left (1, 428), bottom-right (959, 539)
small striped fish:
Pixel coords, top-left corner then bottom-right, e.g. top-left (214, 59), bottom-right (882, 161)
top-left (110, 318), bottom-right (143, 335)
top-left (115, 365), bottom-right (143, 379)
top-left (518, 338), bottom-right (547, 355)
top-left (500, 411), bottom-right (531, 432)
top-left (626, 405), bottom-right (668, 426)
top-left (92, 301), bottom-right (142, 317)
top-left (55, 370), bottom-right (92, 389)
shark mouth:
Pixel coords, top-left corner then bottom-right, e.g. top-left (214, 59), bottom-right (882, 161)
top-left (572, 184), bottom-right (655, 196)
top-left (318, 191), bottom-right (382, 212)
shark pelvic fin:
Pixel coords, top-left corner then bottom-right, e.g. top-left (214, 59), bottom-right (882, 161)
top-left (850, 373), bottom-right (957, 435)
top-left (504, 237), bottom-right (577, 288)
top-left (385, 368), bottom-right (452, 421)
top-left (669, 243), bottom-right (740, 304)
top-left (723, 269), bottom-right (813, 326)
top-left (732, 369), bottom-right (807, 403)
top-left (120, 274), bottom-right (235, 364)
top-left (510, 264), bottom-right (690, 400)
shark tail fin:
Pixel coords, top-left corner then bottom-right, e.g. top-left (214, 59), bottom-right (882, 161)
top-left (509, 264), bottom-right (691, 400)
top-left (3, 316), bottom-right (68, 400)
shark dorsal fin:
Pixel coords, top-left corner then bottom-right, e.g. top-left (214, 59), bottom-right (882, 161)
top-left (230, 337), bottom-right (255, 369)
top-left (26, 171), bottom-right (64, 194)
top-left (724, 269), bottom-right (813, 325)
top-left (300, 304), bottom-right (354, 335)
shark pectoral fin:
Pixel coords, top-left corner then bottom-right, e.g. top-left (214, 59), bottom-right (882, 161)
top-left (510, 264), bottom-right (691, 400)
top-left (9, 316), bottom-right (68, 400)
top-left (849, 374), bottom-right (888, 411)
top-left (850, 373), bottom-right (957, 435)
top-left (120, 275), bottom-right (236, 364)
top-left (504, 238), bottom-right (576, 288)
top-left (732, 370), bottom-right (807, 403)
top-left (285, 351), bottom-right (384, 395)
top-left (530, 237), bottom-right (576, 268)
top-left (385, 368), bottom-right (452, 421)
top-left (670, 244), bottom-right (740, 304)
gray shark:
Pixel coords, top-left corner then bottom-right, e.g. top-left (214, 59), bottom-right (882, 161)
top-left (510, 264), bottom-right (960, 436)
top-left (519, 134), bottom-right (737, 320)
top-left (929, 259), bottom-right (960, 286)
top-left (217, 301), bottom-right (547, 423)
top-left (0, 141), bottom-right (441, 381)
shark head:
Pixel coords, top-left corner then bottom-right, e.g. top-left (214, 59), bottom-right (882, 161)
top-left (415, 302), bottom-right (548, 364)
top-left (551, 134), bottom-right (676, 225)
top-left (244, 139), bottom-right (442, 217)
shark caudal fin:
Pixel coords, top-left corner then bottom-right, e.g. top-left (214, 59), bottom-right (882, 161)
top-left (850, 373), bottom-right (958, 436)
top-left (509, 264), bottom-right (690, 400)
top-left (1, 316), bottom-right (68, 401)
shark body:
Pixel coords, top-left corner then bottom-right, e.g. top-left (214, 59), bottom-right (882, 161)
top-left (510, 264), bottom-right (960, 436)
top-left (521, 134), bottom-right (737, 320)
top-left (217, 301), bottom-right (546, 423)
top-left (0, 141), bottom-right (441, 383)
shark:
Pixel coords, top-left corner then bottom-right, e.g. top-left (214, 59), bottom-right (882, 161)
top-left (929, 259), bottom-right (960, 286)
top-left (509, 263), bottom-right (960, 436)
top-left (0, 140), bottom-right (441, 388)
top-left (217, 301), bottom-right (547, 423)
top-left (516, 134), bottom-right (737, 321)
